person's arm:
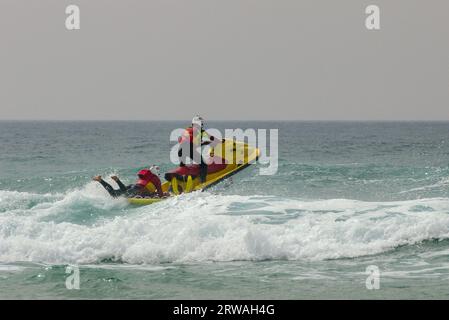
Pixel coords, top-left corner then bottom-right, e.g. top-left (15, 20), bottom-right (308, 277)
top-left (154, 178), bottom-right (164, 197)
top-left (148, 175), bottom-right (164, 197)
top-left (201, 140), bottom-right (211, 146)
top-left (201, 130), bottom-right (213, 146)
top-left (203, 131), bottom-right (225, 145)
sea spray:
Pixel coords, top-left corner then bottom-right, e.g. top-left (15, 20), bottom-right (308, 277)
top-left (2, 186), bottom-right (449, 264)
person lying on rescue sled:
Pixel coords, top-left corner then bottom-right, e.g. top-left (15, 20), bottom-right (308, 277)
top-left (93, 165), bottom-right (165, 198)
top-left (177, 116), bottom-right (223, 183)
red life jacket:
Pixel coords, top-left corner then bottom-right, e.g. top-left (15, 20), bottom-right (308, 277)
top-left (136, 169), bottom-right (163, 197)
top-left (179, 126), bottom-right (206, 144)
top-left (178, 127), bottom-right (194, 144)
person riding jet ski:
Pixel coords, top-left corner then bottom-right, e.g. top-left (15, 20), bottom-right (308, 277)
top-left (178, 116), bottom-right (218, 183)
top-left (93, 165), bottom-right (165, 198)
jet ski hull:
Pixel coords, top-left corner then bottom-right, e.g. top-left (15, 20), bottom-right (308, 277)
top-left (126, 139), bottom-right (259, 206)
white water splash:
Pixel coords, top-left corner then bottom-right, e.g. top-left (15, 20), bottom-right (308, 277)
top-left (1, 186), bottom-right (449, 264)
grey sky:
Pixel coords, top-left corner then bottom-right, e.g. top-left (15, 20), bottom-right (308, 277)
top-left (1, 0), bottom-right (448, 120)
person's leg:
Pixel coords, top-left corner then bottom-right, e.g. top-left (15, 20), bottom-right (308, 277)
top-left (111, 176), bottom-right (127, 192)
top-left (124, 184), bottom-right (143, 197)
top-left (93, 176), bottom-right (121, 197)
top-left (199, 155), bottom-right (208, 183)
top-left (191, 146), bottom-right (208, 183)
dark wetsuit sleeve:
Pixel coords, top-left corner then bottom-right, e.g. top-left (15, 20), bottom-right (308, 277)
top-left (98, 180), bottom-right (121, 198)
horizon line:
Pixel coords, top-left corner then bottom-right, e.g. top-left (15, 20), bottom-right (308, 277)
top-left (1, 119), bottom-right (449, 122)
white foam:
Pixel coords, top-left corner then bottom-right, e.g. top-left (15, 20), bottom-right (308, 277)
top-left (0, 182), bottom-right (127, 219)
top-left (0, 190), bottom-right (59, 213)
top-left (1, 187), bottom-right (449, 264)
top-left (399, 177), bottom-right (449, 194)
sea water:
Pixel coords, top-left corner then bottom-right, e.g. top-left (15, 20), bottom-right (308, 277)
top-left (1, 121), bottom-right (449, 299)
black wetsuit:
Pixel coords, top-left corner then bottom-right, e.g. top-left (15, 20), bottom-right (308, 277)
top-left (98, 178), bottom-right (141, 198)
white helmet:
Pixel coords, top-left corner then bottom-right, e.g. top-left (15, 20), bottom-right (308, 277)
top-left (149, 165), bottom-right (160, 176)
top-left (192, 115), bottom-right (204, 129)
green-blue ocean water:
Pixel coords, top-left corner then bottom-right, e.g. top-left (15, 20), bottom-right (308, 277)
top-left (1, 121), bottom-right (449, 299)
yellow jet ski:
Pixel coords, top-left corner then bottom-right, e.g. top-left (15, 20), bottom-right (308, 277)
top-left (126, 139), bottom-right (260, 206)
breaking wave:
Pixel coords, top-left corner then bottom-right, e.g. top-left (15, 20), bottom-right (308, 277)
top-left (1, 183), bottom-right (449, 264)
